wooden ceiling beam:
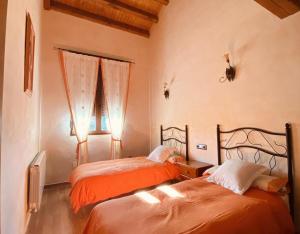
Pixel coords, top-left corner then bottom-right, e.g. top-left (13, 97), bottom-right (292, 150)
top-left (255, 0), bottom-right (300, 18)
top-left (44, 0), bottom-right (51, 10)
top-left (153, 0), bottom-right (169, 5)
top-left (102, 0), bottom-right (158, 23)
top-left (47, 1), bottom-right (150, 38)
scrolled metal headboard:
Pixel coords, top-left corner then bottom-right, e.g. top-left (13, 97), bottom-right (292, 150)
top-left (160, 125), bottom-right (189, 161)
top-left (217, 123), bottom-right (294, 219)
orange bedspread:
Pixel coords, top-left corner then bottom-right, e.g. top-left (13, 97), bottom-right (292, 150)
top-left (84, 176), bottom-right (294, 234)
top-left (69, 157), bottom-right (180, 212)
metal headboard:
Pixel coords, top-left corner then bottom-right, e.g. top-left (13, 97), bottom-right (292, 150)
top-left (160, 125), bottom-right (189, 161)
top-left (217, 123), bottom-right (294, 219)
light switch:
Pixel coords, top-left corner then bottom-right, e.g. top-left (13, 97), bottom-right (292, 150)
top-left (196, 144), bottom-right (207, 150)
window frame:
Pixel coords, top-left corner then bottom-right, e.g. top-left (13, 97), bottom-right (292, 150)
top-left (70, 65), bottom-right (110, 136)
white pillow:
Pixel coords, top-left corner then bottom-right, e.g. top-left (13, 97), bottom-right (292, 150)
top-left (207, 159), bottom-right (267, 194)
top-left (147, 145), bottom-right (176, 163)
top-left (203, 165), bottom-right (219, 176)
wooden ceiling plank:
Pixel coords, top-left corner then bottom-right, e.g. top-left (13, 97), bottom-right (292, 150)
top-left (102, 0), bottom-right (158, 23)
top-left (153, 0), bottom-right (169, 6)
top-left (44, 0), bottom-right (51, 10)
top-left (272, 0), bottom-right (300, 14)
top-left (49, 1), bottom-right (150, 37)
top-left (255, 0), bottom-right (288, 18)
top-left (255, 0), bottom-right (299, 18)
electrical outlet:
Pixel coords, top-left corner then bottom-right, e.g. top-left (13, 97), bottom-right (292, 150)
top-left (72, 160), bottom-right (78, 168)
top-left (196, 144), bottom-right (207, 150)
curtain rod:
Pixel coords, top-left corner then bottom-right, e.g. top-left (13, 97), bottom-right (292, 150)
top-left (53, 47), bottom-right (135, 64)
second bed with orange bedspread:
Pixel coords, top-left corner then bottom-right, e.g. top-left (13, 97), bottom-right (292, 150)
top-left (84, 176), bottom-right (294, 234)
top-left (70, 156), bottom-right (180, 212)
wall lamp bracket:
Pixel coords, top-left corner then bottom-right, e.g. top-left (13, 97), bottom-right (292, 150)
top-left (220, 53), bottom-right (236, 83)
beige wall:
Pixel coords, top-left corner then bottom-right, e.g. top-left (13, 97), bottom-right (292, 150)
top-left (0, 0), bottom-right (7, 230)
top-left (1, 0), bottom-right (42, 233)
top-left (148, 0), bottom-right (300, 230)
top-left (40, 10), bottom-right (150, 184)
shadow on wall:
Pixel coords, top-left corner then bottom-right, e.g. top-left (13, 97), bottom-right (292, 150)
top-left (88, 134), bottom-right (111, 162)
top-left (122, 123), bottom-right (150, 157)
top-left (90, 122), bottom-right (150, 161)
top-left (227, 34), bottom-right (258, 80)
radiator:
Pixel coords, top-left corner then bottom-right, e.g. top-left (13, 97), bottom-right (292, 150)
top-left (29, 151), bottom-right (46, 212)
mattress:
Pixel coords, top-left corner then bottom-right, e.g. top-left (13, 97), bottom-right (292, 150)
top-left (69, 156), bottom-right (180, 212)
top-left (83, 176), bottom-right (294, 234)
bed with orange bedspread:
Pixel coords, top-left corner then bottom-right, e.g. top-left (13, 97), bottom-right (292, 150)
top-left (70, 156), bottom-right (180, 212)
top-left (84, 176), bottom-right (294, 234)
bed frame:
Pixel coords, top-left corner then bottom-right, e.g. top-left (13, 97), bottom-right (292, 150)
top-left (160, 125), bottom-right (189, 161)
top-left (216, 123), bottom-right (294, 219)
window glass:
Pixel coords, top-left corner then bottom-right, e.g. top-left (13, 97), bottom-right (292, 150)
top-left (71, 64), bottom-right (110, 135)
top-left (89, 115), bottom-right (97, 132)
top-left (101, 115), bottom-right (110, 131)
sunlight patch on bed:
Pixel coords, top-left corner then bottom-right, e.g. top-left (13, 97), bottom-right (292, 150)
top-left (157, 185), bottom-right (184, 198)
top-left (135, 191), bottom-right (160, 204)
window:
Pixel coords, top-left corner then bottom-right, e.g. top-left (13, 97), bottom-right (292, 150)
top-left (71, 66), bottom-right (110, 135)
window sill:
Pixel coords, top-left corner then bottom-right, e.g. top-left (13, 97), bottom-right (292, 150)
top-left (70, 131), bottom-right (111, 136)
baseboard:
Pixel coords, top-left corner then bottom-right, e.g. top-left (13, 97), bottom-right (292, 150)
top-left (44, 181), bottom-right (70, 189)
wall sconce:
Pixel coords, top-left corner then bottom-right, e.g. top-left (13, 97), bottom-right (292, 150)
top-left (163, 82), bottom-right (170, 99)
top-left (220, 53), bottom-right (236, 83)
top-left (163, 76), bottom-right (175, 100)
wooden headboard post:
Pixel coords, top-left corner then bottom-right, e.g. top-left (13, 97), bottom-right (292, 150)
top-left (285, 123), bottom-right (294, 219)
top-left (160, 125), bottom-right (163, 145)
top-left (185, 125), bottom-right (189, 161)
top-left (217, 124), bottom-right (221, 165)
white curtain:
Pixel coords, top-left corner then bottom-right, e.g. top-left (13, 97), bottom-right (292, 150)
top-left (59, 51), bottom-right (99, 165)
top-left (101, 59), bottom-right (131, 159)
